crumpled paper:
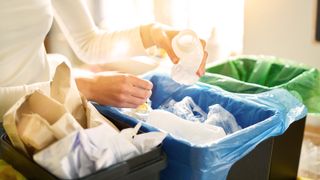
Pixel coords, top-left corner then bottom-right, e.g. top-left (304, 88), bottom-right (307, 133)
top-left (33, 122), bottom-right (166, 179)
top-left (33, 124), bottom-right (137, 179)
top-left (3, 62), bottom-right (166, 179)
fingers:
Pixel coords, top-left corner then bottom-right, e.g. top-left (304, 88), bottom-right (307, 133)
top-left (200, 39), bottom-right (206, 50)
top-left (197, 51), bottom-right (208, 77)
top-left (128, 75), bottom-right (153, 90)
top-left (128, 95), bottom-right (148, 106)
top-left (125, 75), bottom-right (153, 107)
top-left (129, 86), bottom-right (152, 99)
top-left (160, 31), bottom-right (179, 64)
top-left (165, 45), bottom-right (179, 64)
top-left (116, 90), bottom-right (150, 108)
top-left (105, 87), bottom-right (150, 108)
top-left (165, 30), bottom-right (180, 64)
top-left (195, 38), bottom-right (208, 77)
top-left (110, 97), bottom-right (145, 109)
top-left (152, 26), bottom-right (179, 64)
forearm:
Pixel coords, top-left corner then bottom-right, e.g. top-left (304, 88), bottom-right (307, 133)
top-left (52, 0), bottom-right (147, 64)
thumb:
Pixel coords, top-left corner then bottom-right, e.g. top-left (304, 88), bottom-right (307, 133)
top-left (160, 32), bottom-right (179, 64)
top-left (152, 27), bottom-right (179, 64)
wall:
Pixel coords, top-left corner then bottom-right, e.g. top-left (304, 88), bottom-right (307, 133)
top-left (243, 0), bottom-right (320, 68)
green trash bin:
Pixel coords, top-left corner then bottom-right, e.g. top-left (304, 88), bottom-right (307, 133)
top-left (200, 56), bottom-right (320, 114)
top-left (199, 55), bottom-right (320, 179)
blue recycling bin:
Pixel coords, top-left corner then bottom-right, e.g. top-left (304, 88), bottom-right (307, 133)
top-left (95, 73), bottom-right (306, 180)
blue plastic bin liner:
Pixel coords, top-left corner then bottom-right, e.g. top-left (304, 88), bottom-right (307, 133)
top-left (95, 73), bottom-right (307, 180)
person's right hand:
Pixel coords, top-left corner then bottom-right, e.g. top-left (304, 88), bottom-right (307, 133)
top-left (76, 71), bottom-right (153, 108)
top-left (140, 23), bottom-right (208, 77)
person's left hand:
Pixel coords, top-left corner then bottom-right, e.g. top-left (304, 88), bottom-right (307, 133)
top-left (140, 23), bottom-right (208, 76)
top-left (75, 71), bottom-right (153, 108)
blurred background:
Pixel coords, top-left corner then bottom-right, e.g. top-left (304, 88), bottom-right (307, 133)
top-left (46, 0), bottom-right (244, 69)
top-left (46, 0), bottom-right (320, 68)
top-left (45, 1), bottom-right (320, 178)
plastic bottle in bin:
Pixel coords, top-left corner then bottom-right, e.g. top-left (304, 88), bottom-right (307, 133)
top-left (171, 30), bottom-right (204, 85)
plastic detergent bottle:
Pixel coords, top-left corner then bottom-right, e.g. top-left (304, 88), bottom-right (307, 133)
top-left (171, 30), bottom-right (204, 85)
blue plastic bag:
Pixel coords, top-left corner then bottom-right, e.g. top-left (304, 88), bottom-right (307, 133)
top-left (95, 73), bottom-right (307, 180)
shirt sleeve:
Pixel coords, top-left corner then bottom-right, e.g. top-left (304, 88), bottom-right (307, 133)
top-left (0, 82), bottom-right (50, 119)
top-left (51, 0), bottom-right (147, 64)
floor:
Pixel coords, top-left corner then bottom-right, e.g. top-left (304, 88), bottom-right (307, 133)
top-left (298, 115), bottom-right (320, 179)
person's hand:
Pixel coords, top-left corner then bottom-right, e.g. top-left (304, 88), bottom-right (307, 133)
top-left (140, 23), bottom-right (208, 76)
top-left (75, 71), bottom-right (153, 108)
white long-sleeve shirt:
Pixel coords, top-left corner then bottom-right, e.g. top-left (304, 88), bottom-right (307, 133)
top-left (0, 0), bottom-right (147, 118)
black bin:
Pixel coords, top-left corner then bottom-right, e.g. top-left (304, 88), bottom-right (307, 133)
top-left (227, 117), bottom-right (306, 180)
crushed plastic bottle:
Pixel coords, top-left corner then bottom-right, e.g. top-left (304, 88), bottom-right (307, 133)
top-left (205, 104), bottom-right (242, 134)
top-left (159, 96), bottom-right (242, 134)
top-left (159, 97), bottom-right (207, 122)
top-left (171, 30), bottom-right (204, 85)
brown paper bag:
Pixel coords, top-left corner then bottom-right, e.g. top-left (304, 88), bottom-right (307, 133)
top-left (81, 96), bottom-right (118, 130)
top-left (50, 62), bottom-right (87, 128)
top-left (18, 113), bottom-right (56, 151)
top-left (3, 62), bottom-right (118, 156)
top-left (3, 90), bottom-right (68, 154)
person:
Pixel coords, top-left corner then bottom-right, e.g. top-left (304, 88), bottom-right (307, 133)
top-left (0, 0), bottom-right (207, 118)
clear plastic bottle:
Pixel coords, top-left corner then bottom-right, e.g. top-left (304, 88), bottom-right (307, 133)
top-left (171, 30), bottom-right (204, 85)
